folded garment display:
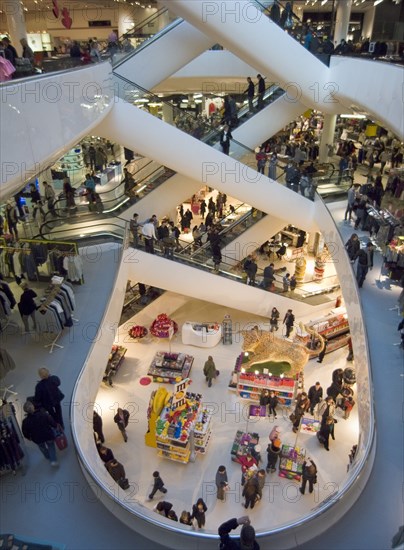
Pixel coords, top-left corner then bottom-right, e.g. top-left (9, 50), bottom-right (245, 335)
top-left (150, 314), bottom-right (178, 339)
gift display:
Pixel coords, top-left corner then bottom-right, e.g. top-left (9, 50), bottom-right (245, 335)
top-left (147, 352), bottom-right (194, 384)
top-left (128, 325), bottom-right (148, 340)
top-left (102, 345), bottom-right (127, 387)
top-left (230, 431), bottom-right (259, 462)
top-left (300, 416), bottom-right (321, 434)
top-left (278, 444), bottom-right (306, 481)
top-left (150, 314), bottom-right (178, 338)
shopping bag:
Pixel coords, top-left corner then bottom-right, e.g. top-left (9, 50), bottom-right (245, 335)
top-left (53, 425), bottom-right (68, 450)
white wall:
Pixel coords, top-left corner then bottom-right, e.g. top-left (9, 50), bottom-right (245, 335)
top-left (114, 20), bottom-right (213, 90)
top-left (95, 100), bottom-right (318, 232)
top-left (0, 62), bottom-right (113, 198)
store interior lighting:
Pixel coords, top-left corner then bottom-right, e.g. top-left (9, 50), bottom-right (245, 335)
top-left (374, 0), bottom-right (384, 5)
top-left (340, 114), bottom-right (367, 119)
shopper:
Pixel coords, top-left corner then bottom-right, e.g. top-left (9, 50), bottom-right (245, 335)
top-left (291, 392), bottom-right (310, 432)
top-left (299, 458), bottom-right (317, 494)
top-left (216, 465), bottom-right (228, 501)
top-left (148, 470), bottom-right (167, 500)
top-left (63, 178), bottom-right (76, 211)
top-left (203, 355), bottom-right (218, 388)
top-left (256, 74), bottom-right (265, 110)
top-left (268, 390), bottom-right (278, 418)
top-left (167, 510), bottom-right (178, 522)
top-left (268, 153), bottom-right (278, 180)
top-left (142, 219), bottom-right (157, 254)
top-left (308, 382), bottom-right (323, 416)
top-left (218, 516), bottom-right (259, 549)
top-left (344, 184), bottom-right (356, 222)
top-left (290, 274), bottom-right (297, 292)
top-left (243, 255), bottom-right (258, 286)
top-left (129, 213), bottom-right (140, 248)
top-left (190, 498), bottom-right (207, 529)
top-left (113, 407), bottom-right (130, 442)
top-left (154, 501), bottom-right (173, 518)
top-left (269, 307), bottom-right (280, 331)
top-left (43, 182), bottom-right (57, 218)
top-left (179, 511), bottom-right (193, 525)
top-left (354, 195), bottom-right (368, 230)
top-left (84, 173), bottom-right (96, 203)
top-left (105, 458), bottom-right (127, 486)
top-left (220, 124), bottom-right (233, 156)
top-left (317, 416), bottom-right (335, 451)
top-left (276, 243), bottom-right (287, 260)
top-left (18, 282), bottom-right (38, 333)
top-left (355, 242), bottom-right (374, 288)
top-left (262, 263), bottom-right (275, 290)
top-left (269, 425), bottom-right (281, 443)
top-left (316, 338), bottom-right (328, 363)
top-left (93, 410), bottom-right (104, 443)
top-left (266, 438), bottom-right (281, 473)
top-left (237, 452), bottom-right (257, 486)
top-left (5, 202), bottom-right (19, 240)
top-left (34, 368), bottom-right (65, 429)
top-left (282, 273), bottom-right (291, 293)
top-left (243, 77), bottom-right (255, 113)
top-left (256, 469), bottom-right (266, 499)
top-left (345, 233), bottom-right (360, 262)
top-left (22, 401), bottom-right (59, 466)
top-left (242, 475), bottom-right (259, 509)
top-left (318, 396), bottom-right (336, 426)
top-left (200, 199), bottom-right (207, 219)
top-left (283, 309), bottom-right (295, 338)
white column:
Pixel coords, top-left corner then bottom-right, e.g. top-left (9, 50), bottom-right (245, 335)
top-left (362, 6), bottom-right (375, 39)
top-left (319, 114), bottom-right (337, 163)
top-left (162, 103), bottom-right (174, 125)
top-left (118, 6), bottom-right (135, 37)
top-left (3, 0), bottom-right (27, 55)
top-left (334, 0), bottom-right (352, 45)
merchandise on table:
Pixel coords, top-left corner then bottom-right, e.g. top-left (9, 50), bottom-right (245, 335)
top-left (147, 352), bottom-right (194, 384)
top-left (230, 431), bottom-right (260, 462)
top-left (150, 313), bottom-right (178, 338)
top-left (278, 444), bottom-right (306, 481)
top-left (103, 346), bottom-right (127, 386)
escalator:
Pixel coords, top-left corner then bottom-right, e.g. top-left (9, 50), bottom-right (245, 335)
top-left (163, 0), bottom-right (403, 137)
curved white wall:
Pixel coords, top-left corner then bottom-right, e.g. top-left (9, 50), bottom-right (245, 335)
top-left (95, 100), bottom-right (317, 232)
top-left (0, 62), bottom-right (114, 198)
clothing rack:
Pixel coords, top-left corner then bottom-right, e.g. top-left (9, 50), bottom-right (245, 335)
top-left (0, 401), bottom-right (26, 476)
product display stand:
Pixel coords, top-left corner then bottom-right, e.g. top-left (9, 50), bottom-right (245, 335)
top-left (103, 346), bottom-right (127, 386)
top-left (230, 431), bottom-right (259, 462)
top-left (222, 315), bottom-right (233, 344)
top-left (44, 331), bottom-right (64, 354)
top-left (278, 444), bottom-right (306, 481)
top-left (147, 352), bottom-right (193, 384)
top-left (237, 372), bottom-right (299, 407)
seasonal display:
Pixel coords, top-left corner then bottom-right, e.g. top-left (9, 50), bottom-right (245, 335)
top-left (150, 314), bottom-right (178, 338)
top-left (147, 352), bottom-right (194, 384)
top-left (278, 444), bottom-right (306, 481)
top-left (128, 325), bottom-right (148, 340)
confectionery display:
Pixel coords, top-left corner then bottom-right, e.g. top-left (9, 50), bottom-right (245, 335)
top-left (128, 325), bottom-right (148, 340)
top-left (150, 313), bottom-right (178, 339)
top-left (278, 445), bottom-right (306, 481)
top-left (230, 431), bottom-right (260, 462)
top-left (147, 352), bottom-right (194, 384)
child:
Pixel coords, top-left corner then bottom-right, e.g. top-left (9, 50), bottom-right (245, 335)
top-left (149, 471), bottom-right (167, 500)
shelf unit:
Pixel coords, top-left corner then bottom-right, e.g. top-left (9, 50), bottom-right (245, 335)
top-left (103, 346), bottom-right (127, 387)
top-left (295, 307), bottom-right (350, 358)
top-left (194, 409), bottom-right (213, 454)
top-left (237, 373), bottom-right (300, 406)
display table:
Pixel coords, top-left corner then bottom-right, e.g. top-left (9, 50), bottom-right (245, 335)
top-left (181, 322), bottom-right (221, 348)
top-left (147, 352), bottom-right (193, 384)
top-left (278, 444), bottom-right (306, 481)
top-left (230, 431), bottom-right (259, 462)
top-left (95, 162), bottom-right (122, 186)
top-left (103, 345), bottom-right (127, 387)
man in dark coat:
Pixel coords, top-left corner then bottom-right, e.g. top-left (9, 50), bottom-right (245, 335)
top-left (261, 263), bottom-right (275, 289)
top-left (22, 401), bottom-right (58, 466)
top-left (218, 516), bottom-right (260, 549)
top-left (308, 382), bottom-right (323, 415)
top-left (114, 407), bottom-right (130, 442)
top-left (300, 458), bottom-right (317, 494)
top-left (355, 242), bottom-right (374, 288)
top-left (93, 410), bottom-right (104, 443)
top-left (283, 309), bottom-right (295, 338)
top-left (34, 367), bottom-right (65, 428)
top-left (243, 255), bottom-right (258, 286)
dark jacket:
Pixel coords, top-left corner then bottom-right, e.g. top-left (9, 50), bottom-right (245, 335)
top-left (114, 409), bottom-right (129, 429)
top-left (152, 475), bottom-right (165, 491)
top-left (259, 391), bottom-right (270, 406)
top-left (263, 265), bottom-right (275, 282)
top-left (105, 459), bottom-right (126, 482)
top-left (268, 395), bottom-right (278, 409)
top-left (93, 411), bottom-right (103, 433)
top-left (191, 500), bottom-right (207, 522)
top-left (244, 258), bottom-right (257, 278)
top-left (266, 442), bottom-right (281, 467)
top-left (308, 385), bottom-right (323, 405)
top-left (18, 289), bottom-right (37, 316)
top-left (218, 518), bottom-right (260, 549)
top-left (355, 248), bottom-right (373, 267)
top-left (283, 311), bottom-right (295, 327)
top-left (22, 409), bottom-right (57, 444)
top-left (34, 376), bottom-right (64, 410)
top-left (345, 236), bottom-right (360, 260)
top-left (302, 459), bottom-right (317, 480)
top-left (98, 446), bottom-right (114, 463)
top-left (242, 476), bottom-right (259, 501)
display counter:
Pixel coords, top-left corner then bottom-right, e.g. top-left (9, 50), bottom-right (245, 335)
top-left (181, 322), bottom-right (221, 348)
top-left (147, 352), bottom-right (193, 384)
top-left (230, 430), bottom-right (259, 462)
top-left (278, 444), bottom-right (306, 481)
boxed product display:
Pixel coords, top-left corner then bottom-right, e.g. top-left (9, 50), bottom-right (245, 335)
top-left (230, 431), bottom-right (260, 461)
top-left (147, 352), bottom-right (194, 384)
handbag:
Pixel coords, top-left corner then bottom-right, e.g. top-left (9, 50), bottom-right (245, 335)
top-left (53, 425), bottom-right (68, 450)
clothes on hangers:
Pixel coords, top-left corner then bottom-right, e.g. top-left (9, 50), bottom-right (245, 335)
top-left (0, 348), bottom-right (16, 379)
top-left (63, 255), bottom-right (83, 283)
top-left (0, 403), bottom-right (24, 473)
